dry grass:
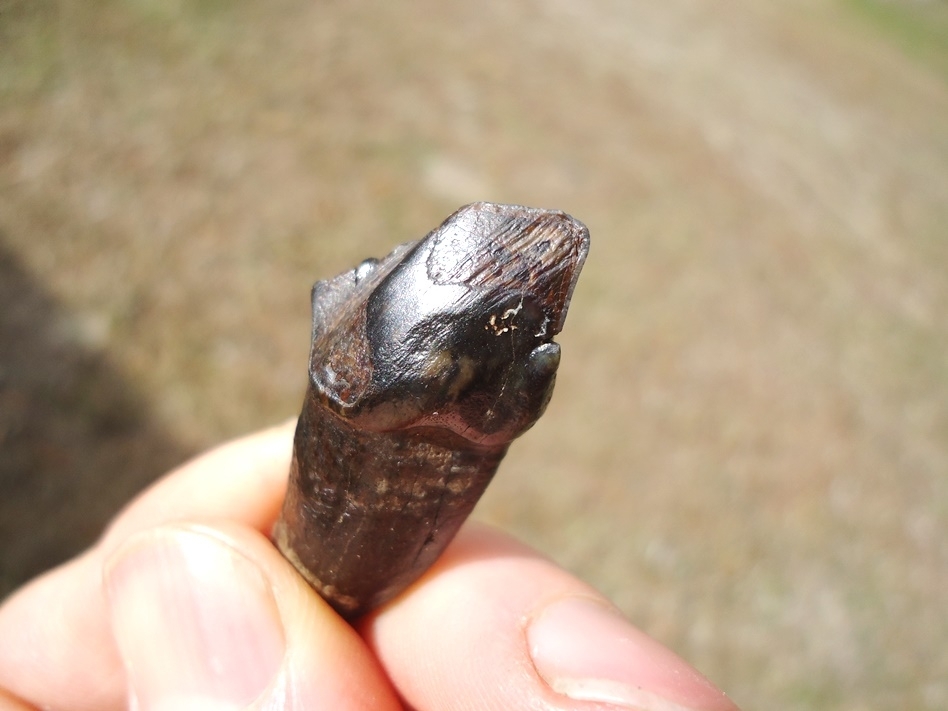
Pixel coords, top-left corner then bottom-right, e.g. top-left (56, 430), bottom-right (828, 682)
top-left (2, 0), bottom-right (947, 708)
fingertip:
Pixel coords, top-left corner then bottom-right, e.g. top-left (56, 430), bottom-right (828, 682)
top-left (363, 523), bottom-right (739, 711)
top-left (526, 596), bottom-right (739, 711)
top-left (104, 526), bottom-right (286, 710)
top-left (105, 522), bottom-right (401, 711)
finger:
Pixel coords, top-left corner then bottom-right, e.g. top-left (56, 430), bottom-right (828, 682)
top-left (362, 523), bottom-right (740, 711)
top-left (0, 521), bottom-right (402, 711)
top-left (0, 424), bottom-right (299, 711)
top-left (106, 522), bottom-right (401, 711)
top-left (101, 419), bottom-right (297, 549)
top-left (0, 687), bottom-right (34, 711)
top-left (0, 552), bottom-right (123, 711)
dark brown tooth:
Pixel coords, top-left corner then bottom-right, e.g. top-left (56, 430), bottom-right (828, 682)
top-left (274, 202), bottom-right (590, 619)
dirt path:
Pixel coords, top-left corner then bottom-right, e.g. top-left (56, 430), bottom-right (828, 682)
top-left (2, 1), bottom-right (946, 708)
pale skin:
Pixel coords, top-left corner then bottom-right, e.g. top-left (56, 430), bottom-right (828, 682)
top-left (0, 421), bottom-right (741, 711)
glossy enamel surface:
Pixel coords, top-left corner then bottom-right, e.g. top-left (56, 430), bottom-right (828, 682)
top-left (275, 202), bottom-right (589, 618)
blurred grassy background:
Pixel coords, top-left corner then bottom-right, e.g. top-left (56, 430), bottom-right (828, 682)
top-left (1, 0), bottom-right (946, 708)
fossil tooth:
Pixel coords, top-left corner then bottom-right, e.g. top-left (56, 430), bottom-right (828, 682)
top-left (274, 202), bottom-right (590, 619)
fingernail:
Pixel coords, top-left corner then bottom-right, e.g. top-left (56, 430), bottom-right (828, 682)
top-left (527, 597), bottom-right (739, 711)
top-left (105, 526), bottom-right (286, 711)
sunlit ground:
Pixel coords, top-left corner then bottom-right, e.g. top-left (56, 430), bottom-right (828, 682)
top-left (2, 1), bottom-right (946, 708)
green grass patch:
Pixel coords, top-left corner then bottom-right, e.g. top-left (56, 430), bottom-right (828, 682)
top-left (840, 0), bottom-right (948, 82)
top-left (0, 0), bottom-right (63, 99)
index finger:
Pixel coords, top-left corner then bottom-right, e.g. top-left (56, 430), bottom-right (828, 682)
top-left (100, 419), bottom-right (297, 551)
top-left (0, 421), bottom-right (397, 711)
top-left (0, 422), bottom-right (294, 711)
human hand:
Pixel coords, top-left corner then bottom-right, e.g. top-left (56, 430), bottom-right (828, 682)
top-left (0, 421), bottom-right (740, 711)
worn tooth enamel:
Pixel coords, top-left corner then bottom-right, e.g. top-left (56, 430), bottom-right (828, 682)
top-left (274, 202), bottom-right (590, 619)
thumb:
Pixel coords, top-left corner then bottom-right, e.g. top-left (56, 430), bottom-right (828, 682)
top-left (105, 522), bottom-right (400, 711)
